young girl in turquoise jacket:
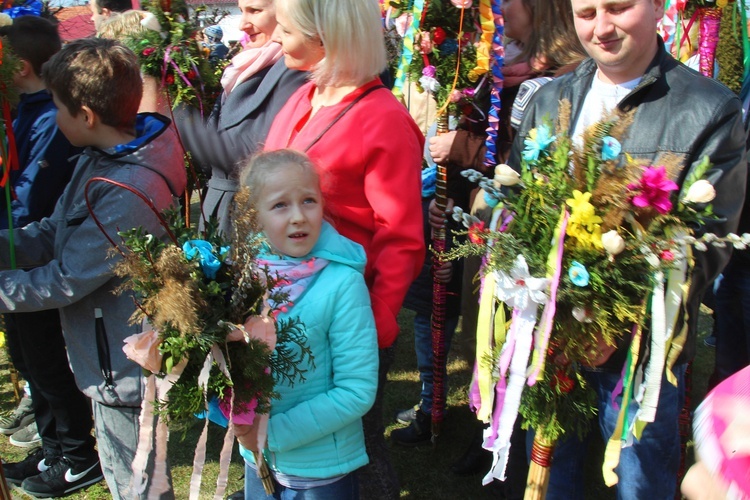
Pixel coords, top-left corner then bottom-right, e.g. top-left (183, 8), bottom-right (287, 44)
top-left (232, 149), bottom-right (379, 499)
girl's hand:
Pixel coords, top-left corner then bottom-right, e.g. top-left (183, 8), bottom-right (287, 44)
top-left (234, 421), bottom-right (266, 452)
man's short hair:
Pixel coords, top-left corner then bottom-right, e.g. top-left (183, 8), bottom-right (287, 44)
top-left (0, 16), bottom-right (61, 77)
top-left (42, 38), bottom-right (142, 130)
top-left (93, 0), bottom-right (131, 14)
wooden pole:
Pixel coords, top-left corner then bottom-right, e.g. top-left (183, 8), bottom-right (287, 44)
top-left (431, 112), bottom-right (450, 443)
top-left (0, 459), bottom-right (12, 500)
top-left (525, 434), bottom-right (555, 500)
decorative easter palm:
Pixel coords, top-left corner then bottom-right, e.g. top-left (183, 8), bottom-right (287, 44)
top-left (85, 181), bottom-right (313, 497)
top-left (445, 101), bottom-right (735, 497)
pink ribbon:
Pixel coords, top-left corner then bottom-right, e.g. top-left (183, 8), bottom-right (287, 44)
top-left (698, 8), bottom-right (722, 78)
top-left (163, 47), bottom-right (204, 116)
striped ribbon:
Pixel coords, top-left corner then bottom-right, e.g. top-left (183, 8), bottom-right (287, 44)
top-left (483, 0), bottom-right (504, 169)
top-left (392, 0), bottom-right (425, 98)
top-left (473, 0), bottom-right (494, 76)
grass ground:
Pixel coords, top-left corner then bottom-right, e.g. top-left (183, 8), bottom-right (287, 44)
top-left (0, 307), bottom-right (716, 499)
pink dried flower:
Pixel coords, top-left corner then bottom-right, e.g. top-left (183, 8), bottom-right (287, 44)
top-left (628, 166), bottom-right (678, 214)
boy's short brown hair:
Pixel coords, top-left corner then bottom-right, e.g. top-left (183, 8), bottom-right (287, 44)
top-left (0, 15), bottom-right (61, 77)
top-left (42, 38), bottom-right (142, 130)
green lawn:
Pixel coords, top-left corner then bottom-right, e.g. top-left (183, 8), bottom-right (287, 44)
top-left (0, 307), bottom-right (716, 498)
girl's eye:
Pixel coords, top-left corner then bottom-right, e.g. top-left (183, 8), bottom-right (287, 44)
top-left (303, 197), bottom-right (317, 204)
top-left (272, 202), bottom-right (285, 209)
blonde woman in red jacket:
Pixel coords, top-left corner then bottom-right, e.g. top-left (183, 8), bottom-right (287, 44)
top-left (263, 0), bottom-right (424, 498)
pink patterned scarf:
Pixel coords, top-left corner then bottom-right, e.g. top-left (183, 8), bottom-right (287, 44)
top-left (220, 41), bottom-right (283, 99)
top-left (257, 256), bottom-right (329, 312)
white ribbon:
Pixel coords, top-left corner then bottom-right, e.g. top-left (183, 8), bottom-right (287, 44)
top-left (482, 305), bottom-right (538, 484)
top-left (130, 357), bottom-right (187, 499)
top-left (482, 254), bottom-right (548, 484)
top-left (635, 248), bottom-right (688, 428)
top-left (189, 344), bottom-right (235, 500)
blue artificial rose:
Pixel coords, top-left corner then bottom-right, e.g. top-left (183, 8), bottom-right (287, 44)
top-left (568, 261), bottom-right (590, 287)
top-left (522, 124), bottom-right (556, 162)
top-left (601, 136), bottom-right (621, 161)
top-left (182, 240), bottom-right (229, 279)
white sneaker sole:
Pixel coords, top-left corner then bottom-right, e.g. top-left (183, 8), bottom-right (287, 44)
top-left (9, 434), bottom-right (42, 448)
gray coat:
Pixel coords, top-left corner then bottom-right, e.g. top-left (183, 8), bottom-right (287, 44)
top-left (186, 59), bottom-right (307, 235)
top-left (510, 40), bottom-right (747, 367)
top-left (0, 114), bottom-right (186, 406)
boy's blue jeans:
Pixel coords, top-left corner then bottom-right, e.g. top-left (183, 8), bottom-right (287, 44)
top-left (413, 313), bottom-right (459, 414)
top-left (531, 364), bottom-right (686, 500)
top-left (244, 468), bottom-right (358, 499)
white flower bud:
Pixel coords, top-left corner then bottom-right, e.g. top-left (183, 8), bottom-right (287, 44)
top-left (493, 164), bottom-right (521, 187)
top-left (572, 306), bottom-right (593, 323)
top-left (683, 180), bottom-right (716, 204)
top-left (601, 230), bottom-right (626, 256)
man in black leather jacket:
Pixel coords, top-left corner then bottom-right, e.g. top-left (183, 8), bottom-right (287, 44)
top-left (508, 0), bottom-right (746, 498)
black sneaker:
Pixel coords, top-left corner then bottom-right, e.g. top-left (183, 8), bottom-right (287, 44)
top-left (394, 404), bottom-right (419, 425)
top-left (391, 409), bottom-right (432, 446)
top-left (4, 448), bottom-right (59, 485)
top-left (21, 456), bottom-right (103, 498)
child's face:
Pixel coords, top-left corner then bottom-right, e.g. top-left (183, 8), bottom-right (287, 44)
top-left (51, 92), bottom-right (86, 147)
top-left (255, 164), bottom-right (323, 258)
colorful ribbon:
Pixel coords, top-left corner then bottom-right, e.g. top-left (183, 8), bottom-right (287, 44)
top-left (698, 7), bottom-right (722, 78)
top-left (483, 0), bottom-right (504, 169)
top-left (392, 0), bottom-right (425, 98)
top-left (473, 0), bottom-right (494, 76)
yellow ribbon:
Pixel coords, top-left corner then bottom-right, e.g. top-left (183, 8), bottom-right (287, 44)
top-left (473, 0), bottom-right (494, 76)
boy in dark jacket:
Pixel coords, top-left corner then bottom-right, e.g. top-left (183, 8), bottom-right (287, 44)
top-left (0, 15), bottom-right (100, 497)
top-left (0, 38), bottom-right (186, 499)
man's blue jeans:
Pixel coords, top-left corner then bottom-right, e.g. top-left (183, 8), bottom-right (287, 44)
top-left (715, 262), bottom-right (750, 382)
top-left (533, 364), bottom-right (686, 500)
top-left (413, 313), bottom-right (458, 414)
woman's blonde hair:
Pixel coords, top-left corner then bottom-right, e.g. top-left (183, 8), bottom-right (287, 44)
top-left (96, 10), bottom-right (146, 40)
top-left (513, 0), bottom-right (587, 70)
top-left (281, 0), bottom-right (386, 86)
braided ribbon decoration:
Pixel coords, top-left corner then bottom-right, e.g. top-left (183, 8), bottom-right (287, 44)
top-left (392, 0), bottom-right (425, 98)
top-left (483, 0), bottom-right (504, 169)
top-left (431, 113), bottom-right (450, 442)
top-left (698, 7), bottom-right (722, 78)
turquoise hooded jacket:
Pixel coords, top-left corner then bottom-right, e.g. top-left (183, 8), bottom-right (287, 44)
top-left (240, 221), bottom-right (378, 479)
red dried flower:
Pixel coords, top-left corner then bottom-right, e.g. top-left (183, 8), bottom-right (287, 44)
top-left (550, 370), bottom-right (574, 394)
top-left (165, 74), bottom-right (175, 85)
top-left (468, 221), bottom-right (487, 244)
top-left (433, 27), bottom-right (447, 45)
top-left (142, 47), bottom-right (156, 56)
